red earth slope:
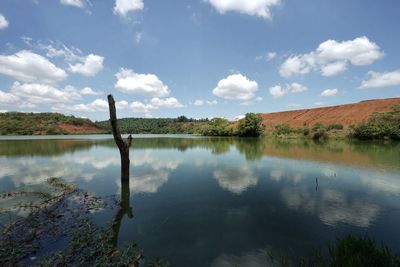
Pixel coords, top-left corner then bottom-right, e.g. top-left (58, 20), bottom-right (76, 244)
top-left (260, 98), bottom-right (400, 128)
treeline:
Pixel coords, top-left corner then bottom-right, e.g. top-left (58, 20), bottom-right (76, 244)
top-left (95, 116), bottom-right (210, 134)
top-left (0, 112), bottom-right (102, 135)
top-left (96, 113), bottom-right (264, 137)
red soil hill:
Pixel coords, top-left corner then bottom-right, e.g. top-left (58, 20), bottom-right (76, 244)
top-left (260, 98), bottom-right (400, 128)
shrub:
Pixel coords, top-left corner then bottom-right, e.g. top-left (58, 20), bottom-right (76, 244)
top-left (302, 127), bottom-right (310, 136)
top-left (237, 113), bottom-right (263, 137)
top-left (327, 123), bottom-right (343, 131)
top-left (304, 235), bottom-right (400, 267)
top-left (202, 118), bottom-right (232, 136)
top-left (351, 104), bottom-right (400, 140)
top-left (312, 128), bottom-right (328, 141)
top-left (274, 123), bottom-right (293, 135)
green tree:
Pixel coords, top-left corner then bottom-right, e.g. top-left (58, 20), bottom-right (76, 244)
top-left (237, 113), bottom-right (263, 137)
top-left (202, 118), bottom-right (232, 136)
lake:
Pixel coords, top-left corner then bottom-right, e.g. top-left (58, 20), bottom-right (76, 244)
top-left (1, 135), bottom-right (400, 266)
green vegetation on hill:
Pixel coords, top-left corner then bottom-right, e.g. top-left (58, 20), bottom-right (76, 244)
top-left (350, 104), bottom-right (400, 140)
top-left (95, 116), bottom-right (210, 134)
top-left (0, 112), bottom-right (104, 135)
top-left (96, 113), bottom-right (265, 137)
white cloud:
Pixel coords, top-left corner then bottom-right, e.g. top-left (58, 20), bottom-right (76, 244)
top-left (68, 54), bottom-right (104, 76)
top-left (87, 99), bottom-right (108, 111)
top-left (135, 32), bottom-right (143, 44)
top-left (0, 14), bottom-right (9, 30)
top-left (10, 82), bottom-right (81, 104)
top-left (128, 97), bottom-right (183, 116)
top-left (288, 82), bottom-right (307, 93)
top-left (130, 101), bottom-right (155, 115)
top-left (207, 0), bottom-right (281, 20)
top-left (116, 100), bottom-right (129, 110)
top-left (53, 98), bottom-right (111, 113)
top-left (0, 50), bottom-right (67, 84)
top-left (0, 90), bottom-right (20, 105)
top-left (80, 87), bottom-right (102, 95)
top-left (115, 68), bottom-right (170, 97)
top-left (213, 73), bottom-right (258, 101)
top-left (60, 0), bottom-right (85, 7)
top-left (280, 36), bottom-right (384, 77)
top-left (266, 52), bottom-right (277, 61)
top-left (114, 0), bottom-right (144, 17)
top-left (315, 101), bottom-right (326, 106)
top-left (150, 97), bottom-right (184, 108)
top-left (193, 99), bottom-right (218, 106)
top-left (360, 70), bottom-right (400, 89)
top-left (269, 82), bottom-right (307, 98)
top-left (269, 85), bottom-right (287, 98)
top-left (320, 88), bottom-right (338, 97)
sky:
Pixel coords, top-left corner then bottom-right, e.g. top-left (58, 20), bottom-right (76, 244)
top-left (0, 0), bottom-right (399, 121)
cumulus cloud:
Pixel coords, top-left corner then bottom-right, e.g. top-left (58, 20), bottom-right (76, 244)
top-left (213, 73), bottom-right (258, 101)
top-left (10, 82), bottom-right (81, 104)
top-left (53, 98), bottom-right (109, 113)
top-left (280, 36), bottom-right (384, 77)
top-left (0, 50), bottom-right (67, 84)
top-left (130, 101), bottom-right (155, 116)
top-left (360, 70), bottom-right (400, 89)
top-left (25, 40), bottom-right (105, 77)
top-left (0, 90), bottom-right (20, 105)
top-left (80, 87), bottom-right (102, 95)
top-left (60, 0), bottom-right (85, 7)
top-left (115, 68), bottom-right (170, 97)
top-left (129, 97), bottom-right (184, 116)
top-left (269, 82), bottom-right (307, 98)
top-left (207, 0), bottom-right (281, 20)
top-left (150, 97), bottom-right (184, 108)
top-left (320, 88), bottom-right (338, 97)
top-left (266, 52), bottom-right (277, 61)
top-left (193, 99), bottom-right (218, 106)
top-left (68, 54), bottom-right (104, 76)
top-left (116, 100), bottom-right (129, 110)
top-left (114, 0), bottom-right (144, 17)
top-left (0, 14), bottom-right (9, 30)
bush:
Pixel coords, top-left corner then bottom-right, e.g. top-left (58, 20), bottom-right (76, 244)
top-left (202, 118), bottom-right (232, 136)
top-left (302, 127), bottom-right (310, 136)
top-left (327, 123), bottom-right (343, 131)
top-left (237, 113), bottom-right (263, 137)
top-left (351, 104), bottom-right (400, 140)
top-left (312, 128), bottom-right (328, 141)
top-left (274, 123), bottom-right (293, 135)
top-left (304, 235), bottom-right (400, 267)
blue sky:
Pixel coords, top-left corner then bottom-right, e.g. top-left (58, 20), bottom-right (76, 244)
top-left (0, 0), bottom-right (399, 120)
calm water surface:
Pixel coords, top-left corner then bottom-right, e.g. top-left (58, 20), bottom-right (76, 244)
top-left (1, 135), bottom-right (400, 266)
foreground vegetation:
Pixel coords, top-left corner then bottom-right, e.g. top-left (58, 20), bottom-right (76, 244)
top-left (0, 178), bottom-right (167, 267)
top-left (0, 112), bottom-right (105, 135)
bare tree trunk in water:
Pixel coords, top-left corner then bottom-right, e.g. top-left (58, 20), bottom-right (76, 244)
top-left (108, 94), bottom-right (140, 264)
top-left (107, 94), bottom-right (132, 182)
